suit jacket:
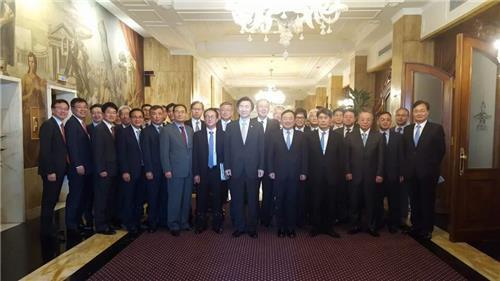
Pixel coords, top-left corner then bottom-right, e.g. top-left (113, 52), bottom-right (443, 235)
top-left (334, 125), bottom-right (356, 139)
top-left (381, 130), bottom-right (404, 182)
top-left (307, 129), bottom-right (344, 185)
top-left (224, 119), bottom-right (265, 179)
top-left (38, 117), bottom-right (68, 176)
top-left (192, 128), bottom-right (224, 179)
top-left (141, 124), bottom-right (162, 174)
top-left (345, 129), bottom-right (384, 185)
top-left (267, 129), bottom-right (308, 180)
top-left (92, 122), bottom-right (117, 176)
top-left (160, 123), bottom-right (193, 178)
top-left (65, 115), bottom-right (92, 173)
top-left (117, 126), bottom-right (143, 178)
top-left (216, 119), bottom-right (232, 132)
top-left (402, 121), bottom-right (445, 180)
top-left (185, 119), bottom-right (206, 132)
top-left (251, 117), bottom-right (280, 171)
top-left (86, 123), bottom-right (98, 138)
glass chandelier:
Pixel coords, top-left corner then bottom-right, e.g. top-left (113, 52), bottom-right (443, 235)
top-left (226, 0), bottom-right (348, 58)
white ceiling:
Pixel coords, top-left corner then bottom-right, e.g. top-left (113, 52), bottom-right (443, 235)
top-left (99, 0), bottom-right (431, 102)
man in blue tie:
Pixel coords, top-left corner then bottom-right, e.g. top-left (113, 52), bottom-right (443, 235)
top-left (306, 108), bottom-right (344, 238)
top-left (402, 100), bottom-right (445, 240)
top-left (268, 110), bottom-right (308, 238)
top-left (160, 104), bottom-right (194, 237)
top-left (193, 108), bottom-right (225, 234)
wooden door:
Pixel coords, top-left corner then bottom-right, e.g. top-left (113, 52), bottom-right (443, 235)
top-left (450, 34), bottom-right (500, 242)
top-left (403, 63), bottom-right (453, 214)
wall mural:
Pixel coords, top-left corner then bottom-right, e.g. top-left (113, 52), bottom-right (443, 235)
top-left (1, 0), bottom-right (144, 168)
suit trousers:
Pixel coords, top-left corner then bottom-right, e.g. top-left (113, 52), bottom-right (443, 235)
top-left (259, 176), bottom-right (274, 225)
top-left (66, 169), bottom-right (92, 230)
top-left (408, 175), bottom-right (438, 235)
top-left (167, 176), bottom-right (192, 231)
top-left (310, 171), bottom-right (336, 231)
top-left (40, 173), bottom-right (65, 236)
top-left (93, 175), bottom-right (116, 231)
top-left (121, 170), bottom-right (145, 230)
top-left (230, 176), bottom-right (260, 232)
top-left (296, 180), bottom-right (309, 227)
top-left (275, 178), bottom-right (298, 230)
top-left (349, 178), bottom-right (377, 230)
top-left (195, 168), bottom-right (223, 229)
top-left (379, 180), bottom-right (402, 228)
top-left (145, 169), bottom-right (164, 228)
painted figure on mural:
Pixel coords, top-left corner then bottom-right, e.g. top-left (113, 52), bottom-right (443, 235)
top-left (22, 52), bottom-right (47, 168)
top-left (0, 0), bottom-right (15, 75)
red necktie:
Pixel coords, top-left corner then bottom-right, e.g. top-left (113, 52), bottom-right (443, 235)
top-left (179, 126), bottom-right (187, 145)
top-left (81, 120), bottom-right (89, 137)
top-left (111, 126), bottom-right (116, 139)
top-left (60, 123), bottom-right (66, 144)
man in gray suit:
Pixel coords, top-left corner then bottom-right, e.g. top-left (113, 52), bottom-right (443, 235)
top-left (160, 104), bottom-right (194, 237)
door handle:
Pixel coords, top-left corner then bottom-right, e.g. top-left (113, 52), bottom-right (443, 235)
top-left (459, 147), bottom-right (467, 176)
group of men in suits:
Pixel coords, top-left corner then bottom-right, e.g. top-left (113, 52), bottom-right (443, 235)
top-left (38, 96), bottom-right (444, 241)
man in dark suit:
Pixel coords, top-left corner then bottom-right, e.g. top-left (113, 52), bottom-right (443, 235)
top-left (224, 97), bottom-right (265, 238)
top-left (307, 108), bottom-right (343, 238)
top-left (307, 108), bottom-right (320, 131)
top-left (185, 101), bottom-right (205, 133)
top-left (333, 109), bottom-right (357, 224)
top-left (252, 99), bottom-right (280, 227)
top-left (117, 108), bottom-right (145, 234)
top-left (392, 107), bottom-right (410, 227)
top-left (345, 111), bottom-right (385, 237)
top-left (403, 100), bottom-right (445, 240)
top-left (38, 99), bottom-right (70, 237)
top-left (160, 104), bottom-right (194, 237)
top-left (293, 107), bottom-right (310, 227)
top-left (87, 104), bottom-right (103, 137)
top-left (65, 98), bottom-right (92, 236)
top-left (165, 103), bottom-right (176, 124)
top-left (332, 108), bottom-right (344, 130)
top-left (141, 104), bottom-right (151, 127)
top-left (377, 112), bottom-right (404, 233)
top-left (141, 105), bottom-right (166, 232)
top-left (193, 108), bottom-right (225, 234)
top-left (268, 110), bottom-right (308, 238)
top-left (92, 102), bottom-right (119, 235)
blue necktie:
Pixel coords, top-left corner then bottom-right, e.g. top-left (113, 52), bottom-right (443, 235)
top-left (320, 131), bottom-right (326, 154)
top-left (414, 124), bottom-right (421, 147)
top-left (286, 130), bottom-right (291, 150)
top-left (382, 132), bottom-right (388, 144)
top-left (362, 132), bottom-right (367, 147)
top-left (397, 127), bottom-right (403, 134)
top-left (208, 131), bottom-right (215, 168)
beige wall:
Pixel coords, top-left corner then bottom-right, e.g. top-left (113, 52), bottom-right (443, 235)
top-left (144, 38), bottom-right (193, 107)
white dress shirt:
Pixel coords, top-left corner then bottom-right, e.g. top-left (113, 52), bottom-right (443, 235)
top-left (191, 118), bottom-right (202, 132)
top-left (221, 119), bottom-right (231, 131)
top-left (257, 117), bottom-right (268, 132)
top-left (103, 120), bottom-right (114, 134)
top-left (380, 129), bottom-right (390, 144)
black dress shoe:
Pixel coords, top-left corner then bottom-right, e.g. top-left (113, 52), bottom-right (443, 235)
top-left (194, 228), bottom-right (204, 234)
top-left (170, 230), bottom-right (180, 237)
top-left (232, 230), bottom-right (244, 238)
top-left (348, 227), bottom-right (361, 235)
top-left (97, 228), bottom-right (116, 235)
top-left (287, 230), bottom-right (296, 238)
top-left (420, 232), bottom-right (432, 240)
top-left (213, 227), bottom-right (223, 234)
top-left (327, 230), bottom-right (341, 238)
top-left (368, 229), bottom-right (380, 237)
top-left (388, 226), bottom-right (398, 234)
top-left (309, 229), bottom-right (320, 237)
top-left (277, 229), bottom-right (285, 238)
top-left (248, 231), bottom-right (258, 239)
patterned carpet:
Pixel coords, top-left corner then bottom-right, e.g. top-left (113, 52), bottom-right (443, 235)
top-left (89, 227), bottom-right (466, 281)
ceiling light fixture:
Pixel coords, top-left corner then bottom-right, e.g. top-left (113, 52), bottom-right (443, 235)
top-left (226, 0), bottom-right (348, 58)
top-left (255, 68), bottom-right (286, 104)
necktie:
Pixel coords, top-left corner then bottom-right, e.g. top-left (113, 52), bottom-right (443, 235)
top-left (362, 132), bottom-right (367, 147)
top-left (345, 127), bottom-right (351, 138)
top-left (111, 126), bottom-right (115, 139)
top-left (179, 126), bottom-right (187, 145)
top-left (208, 131), bottom-right (215, 168)
top-left (241, 121), bottom-right (247, 144)
top-left (81, 120), bottom-right (89, 138)
top-left (135, 129), bottom-right (141, 144)
top-left (414, 124), bottom-right (421, 147)
top-left (320, 131), bottom-right (326, 155)
top-left (60, 123), bottom-right (66, 144)
top-left (260, 120), bottom-right (265, 132)
top-left (286, 130), bottom-right (291, 150)
top-left (382, 132), bottom-right (388, 144)
top-left (397, 127), bottom-right (403, 134)
top-left (156, 125), bottom-right (160, 134)
top-left (195, 120), bottom-right (200, 132)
